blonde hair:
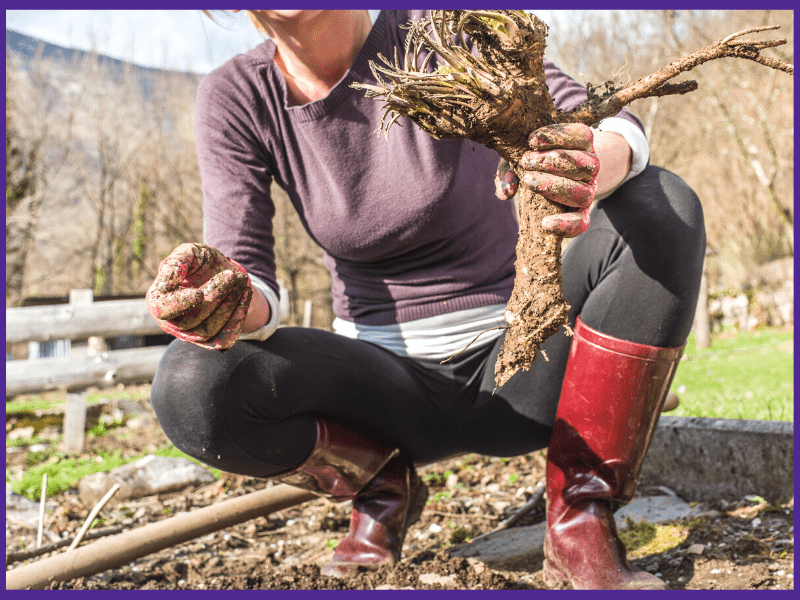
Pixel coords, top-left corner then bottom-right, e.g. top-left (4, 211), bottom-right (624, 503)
top-left (201, 10), bottom-right (270, 35)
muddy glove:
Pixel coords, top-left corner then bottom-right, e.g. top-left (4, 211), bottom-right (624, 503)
top-left (494, 123), bottom-right (600, 238)
top-left (146, 243), bottom-right (252, 350)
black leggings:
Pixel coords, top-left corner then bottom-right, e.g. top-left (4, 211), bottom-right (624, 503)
top-left (150, 166), bottom-right (705, 476)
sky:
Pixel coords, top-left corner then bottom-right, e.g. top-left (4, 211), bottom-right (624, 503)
top-left (7, 8), bottom-right (782, 75)
top-left (6, 10), bottom-right (274, 74)
top-left (5, 9), bottom-right (563, 75)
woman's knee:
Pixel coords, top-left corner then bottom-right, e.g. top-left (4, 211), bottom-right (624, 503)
top-left (150, 339), bottom-right (313, 477)
top-left (623, 166), bottom-right (704, 244)
top-left (602, 166), bottom-right (705, 280)
top-left (150, 340), bottom-right (249, 470)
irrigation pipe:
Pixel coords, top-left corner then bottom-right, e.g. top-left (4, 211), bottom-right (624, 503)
top-left (6, 484), bottom-right (316, 590)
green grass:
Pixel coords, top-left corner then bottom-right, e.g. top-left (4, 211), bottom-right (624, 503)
top-left (6, 387), bottom-right (151, 416)
top-left (6, 444), bottom-right (222, 502)
top-left (670, 327), bottom-right (793, 421)
top-left (6, 450), bottom-right (130, 501)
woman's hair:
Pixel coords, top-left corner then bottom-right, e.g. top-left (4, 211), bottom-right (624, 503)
top-left (201, 9), bottom-right (223, 23)
top-left (201, 10), bottom-right (269, 36)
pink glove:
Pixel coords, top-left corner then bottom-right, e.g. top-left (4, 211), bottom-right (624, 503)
top-left (494, 123), bottom-right (600, 238)
top-left (146, 243), bottom-right (252, 350)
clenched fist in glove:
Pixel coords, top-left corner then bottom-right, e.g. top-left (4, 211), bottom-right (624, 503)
top-left (495, 123), bottom-right (600, 238)
top-left (146, 243), bottom-right (252, 350)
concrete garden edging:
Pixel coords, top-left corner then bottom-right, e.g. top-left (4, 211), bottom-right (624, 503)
top-left (450, 416), bottom-right (793, 568)
top-left (640, 416), bottom-right (794, 505)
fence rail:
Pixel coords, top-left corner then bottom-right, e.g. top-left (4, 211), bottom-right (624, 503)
top-left (6, 346), bottom-right (169, 397)
top-left (6, 291), bottom-right (290, 397)
top-left (6, 299), bottom-right (163, 344)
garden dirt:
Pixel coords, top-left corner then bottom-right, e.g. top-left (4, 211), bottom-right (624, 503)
top-left (6, 388), bottom-right (794, 590)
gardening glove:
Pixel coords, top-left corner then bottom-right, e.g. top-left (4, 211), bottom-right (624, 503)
top-left (146, 243), bottom-right (252, 350)
top-left (494, 123), bottom-right (600, 238)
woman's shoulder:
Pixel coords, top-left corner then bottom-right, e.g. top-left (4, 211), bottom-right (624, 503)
top-left (198, 39), bottom-right (276, 103)
top-left (196, 39), bottom-right (283, 128)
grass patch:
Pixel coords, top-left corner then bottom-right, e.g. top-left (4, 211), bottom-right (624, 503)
top-left (7, 386), bottom-right (152, 416)
top-left (7, 450), bottom-right (130, 501)
top-left (7, 444), bottom-right (221, 502)
top-left (7, 394), bottom-right (107, 416)
top-left (670, 327), bottom-right (793, 421)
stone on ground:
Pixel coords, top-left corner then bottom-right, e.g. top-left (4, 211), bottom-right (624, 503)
top-left (448, 495), bottom-right (711, 569)
top-left (78, 455), bottom-right (215, 505)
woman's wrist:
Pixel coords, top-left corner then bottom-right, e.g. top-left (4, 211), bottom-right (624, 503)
top-left (593, 130), bottom-right (632, 197)
top-left (242, 287), bottom-right (272, 333)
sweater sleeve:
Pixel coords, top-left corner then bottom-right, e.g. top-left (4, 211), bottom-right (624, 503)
top-left (195, 60), bottom-right (281, 300)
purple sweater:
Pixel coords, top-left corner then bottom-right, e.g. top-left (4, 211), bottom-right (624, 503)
top-left (196, 10), bottom-right (643, 326)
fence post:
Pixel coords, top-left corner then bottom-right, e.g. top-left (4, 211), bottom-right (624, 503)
top-left (693, 254), bottom-right (711, 350)
top-left (61, 392), bottom-right (88, 454)
top-left (61, 290), bottom-right (93, 454)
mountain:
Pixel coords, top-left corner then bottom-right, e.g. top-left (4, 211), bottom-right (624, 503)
top-left (6, 28), bottom-right (205, 301)
top-left (6, 29), bottom-right (201, 98)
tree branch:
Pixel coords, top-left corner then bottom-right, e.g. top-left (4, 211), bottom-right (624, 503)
top-left (565, 25), bottom-right (792, 125)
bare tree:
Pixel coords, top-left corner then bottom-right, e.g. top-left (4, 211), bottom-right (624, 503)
top-left (6, 39), bottom-right (206, 301)
top-left (5, 49), bottom-right (79, 305)
top-left (543, 10), bottom-right (793, 289)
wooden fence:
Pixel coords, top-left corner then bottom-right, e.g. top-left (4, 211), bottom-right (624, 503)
top-left (6, 288), bottom-right (292, 398)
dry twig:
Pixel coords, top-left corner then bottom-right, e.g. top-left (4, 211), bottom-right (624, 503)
top-left (6, 525), bottom-right (126, 565)
top-left (37, 473), bottom-right (48, 549)
top-left (68, 483), bottom-right (120, 551)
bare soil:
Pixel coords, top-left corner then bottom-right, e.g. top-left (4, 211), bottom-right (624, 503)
top-left (6, 390), bottom-right (794, 590)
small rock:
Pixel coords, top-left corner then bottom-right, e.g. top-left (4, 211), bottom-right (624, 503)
top-left (5, 483), bottom-right (58, 530)
top-left (615, 495), bottom-right (707, 528)
top-left (486, 483), bottom-right (501, 493)
top-left (491, 501), bottom-right (511, 515)
top-left (114, 399), bottom-right (147, 416)
top-left (445, 473), bottom-right (459, 489)
top-left (449, 522), bottom-right (546, 571)
top-left (28, 443), bottom-right (50, 453)
top-left (8, 426), bottom-right (35, 441)
top-left (6, 484), bottom-right (39, 514)
top-left (429, 523), bottom-right (443, 533)
top-left (78, 455), bottom-right (215, 504)
top-left (419, 573), bottom-right (457, 586)
top-left (687, 544), bottom-right (705, 555)
top-left (752, 518), bottom-right (762, 528)
top-left (126, 414), bottom-right (155, 429)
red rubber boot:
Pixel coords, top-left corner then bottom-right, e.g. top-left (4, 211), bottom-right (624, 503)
top-left (274, 420), bottom-right (427, 577)
top-left (543, 317), bottom-right (685, 589)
